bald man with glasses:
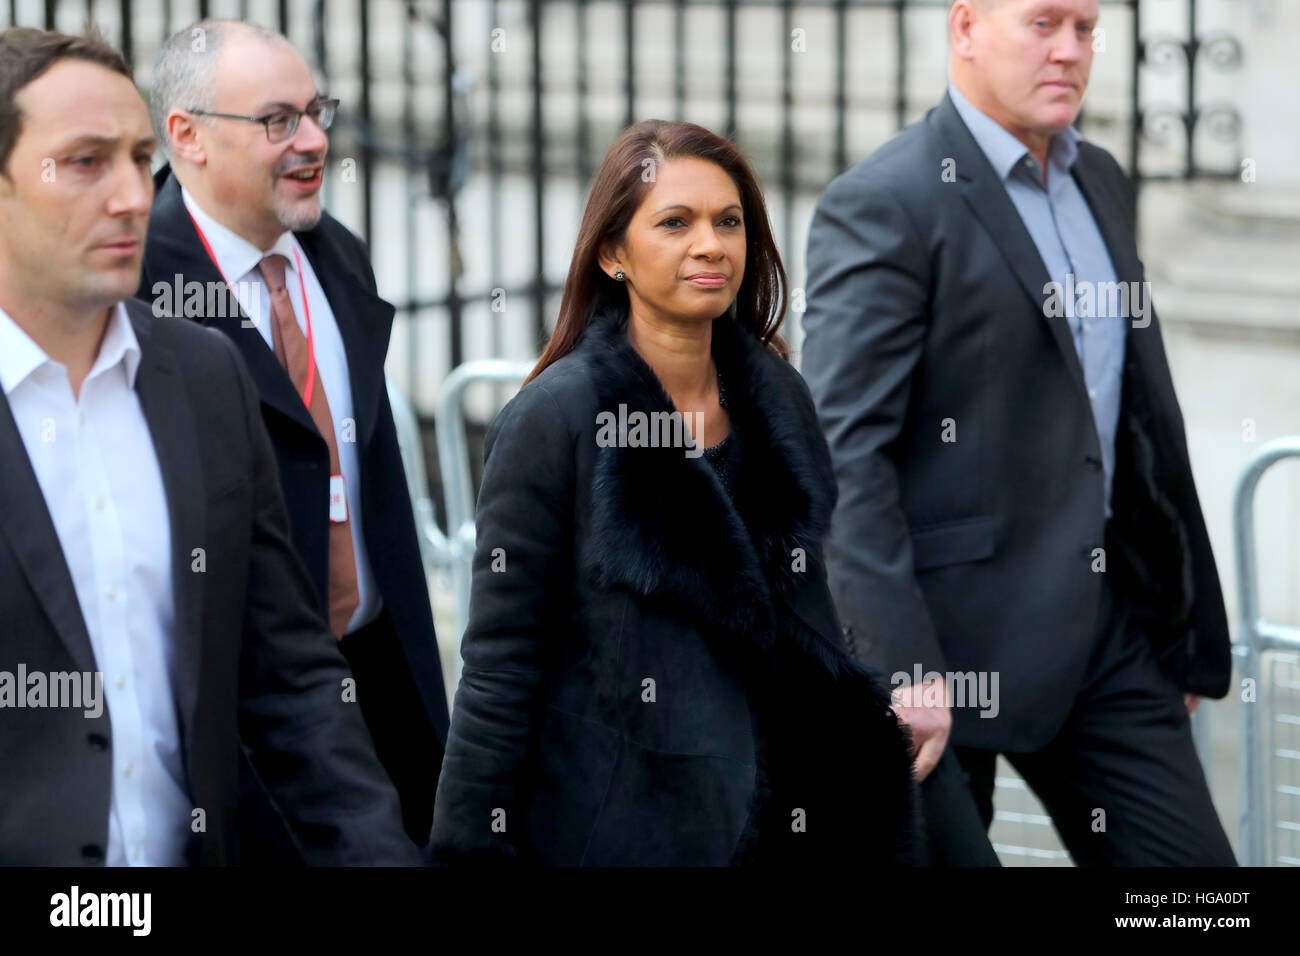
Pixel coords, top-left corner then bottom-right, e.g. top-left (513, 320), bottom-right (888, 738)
top-left (139, 20), bottom-right (449, 861)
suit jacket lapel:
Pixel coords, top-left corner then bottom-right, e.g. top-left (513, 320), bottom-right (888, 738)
top-left (0, 394), bottom-right (98, 675)
top-left (295, 227), bottom-right (394, 445)
top-left (933, 94), bottom-right (1088, 395)
top-left (1069, 152), bottom-right (1164, 373)
top-left (1071, 151), bottom-right (1181, 459)
top-left (1070, 151), bottom-right (1142, 289)
top-left (127, 303), bottom-right (205, 758)
top-left (145, 172), bottom-right (317, 438)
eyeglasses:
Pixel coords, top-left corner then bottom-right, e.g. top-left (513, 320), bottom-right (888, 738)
top-left (187, 97), bottom-right (340, 143)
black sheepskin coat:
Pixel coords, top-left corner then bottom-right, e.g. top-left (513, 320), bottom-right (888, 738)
top-left (429, 304), bottom-right (917, 866)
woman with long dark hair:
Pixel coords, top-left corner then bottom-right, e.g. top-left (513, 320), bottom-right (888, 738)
top-left (430, 119), bottom-right (915, 865)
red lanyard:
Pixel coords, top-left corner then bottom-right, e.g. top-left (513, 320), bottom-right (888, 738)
top-left (186, 209), bottom-right (318, 409)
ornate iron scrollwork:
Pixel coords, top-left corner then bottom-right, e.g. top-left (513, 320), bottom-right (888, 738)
top-left (1135, 7), bottom-right (1243, 182)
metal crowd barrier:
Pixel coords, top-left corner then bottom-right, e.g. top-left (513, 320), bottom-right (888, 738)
top-left (389, 363), bottom-right (533, 690)
top-left (433, 361), bottom-right (538, 651)
top-left (386, 375), bottom-right (452, 583)
top-left (1233, 437), bottom-right (1300, 867)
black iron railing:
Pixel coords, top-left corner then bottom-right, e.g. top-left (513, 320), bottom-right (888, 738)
top-left (3, 0), bottom-right (1243, 412)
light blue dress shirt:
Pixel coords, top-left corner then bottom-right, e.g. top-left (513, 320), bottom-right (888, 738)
top-left (948, 83), bottom-right (1125, 517)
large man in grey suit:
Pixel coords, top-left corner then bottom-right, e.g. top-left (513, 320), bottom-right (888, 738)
top-left (802, 0), bottom-right (1235, 865)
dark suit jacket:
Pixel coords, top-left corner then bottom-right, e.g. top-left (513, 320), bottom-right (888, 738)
top-left (138, 171), bottom-right (449, 749)
top-left (430, 305), bottom-right (916, 866)
top-left (0, 299), bottom-right (419, 865)
top-left (801, 93), bottom-right (1230, 752)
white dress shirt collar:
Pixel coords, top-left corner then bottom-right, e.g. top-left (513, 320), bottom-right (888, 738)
top-left (0, 300), bottom-right (140, 397)
top-left (180, 185), bottom-right (300, 283)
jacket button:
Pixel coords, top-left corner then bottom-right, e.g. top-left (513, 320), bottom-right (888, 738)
top-left (1084, 456), bottom-right (1102, 472)
top-left (81, 844), bottom-right (105, 863)
top-left (87, 733), bottom-right (109, 751)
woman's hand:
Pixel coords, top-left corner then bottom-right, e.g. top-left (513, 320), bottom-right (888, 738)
top-left (891, 676), bottom-right (951, 782)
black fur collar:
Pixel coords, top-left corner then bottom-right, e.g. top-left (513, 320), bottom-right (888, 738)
top-left (575, 305), bottom-right (834, 652)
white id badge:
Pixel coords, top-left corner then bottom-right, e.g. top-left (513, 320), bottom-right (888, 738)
top-left (329, 474), bottom-right (348, 523)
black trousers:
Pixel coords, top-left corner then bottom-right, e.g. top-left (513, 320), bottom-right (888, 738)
top-left (921, 576), bottom-right (1237, 866)
top-left (339, 608), bottom-right (444, 848)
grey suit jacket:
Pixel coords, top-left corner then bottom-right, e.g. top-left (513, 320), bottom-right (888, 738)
top-left (801, 94), bottom-right (1230, 752)
top-left (0, 299), bottom-right (419, 865)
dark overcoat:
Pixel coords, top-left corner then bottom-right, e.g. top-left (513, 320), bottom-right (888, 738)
top-left (430, 304), bottom-right (916, 865)
top-left (138, 169), bottom-right (449, 853)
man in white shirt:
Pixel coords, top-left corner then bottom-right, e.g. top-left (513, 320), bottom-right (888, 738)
top-left (0, 25), bottom-right (417, 866)
top-left (140, 19), bottom-right (449, 856)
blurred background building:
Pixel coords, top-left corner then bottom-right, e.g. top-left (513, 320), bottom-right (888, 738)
top-left (5, 0), bottom-right (1296, 865)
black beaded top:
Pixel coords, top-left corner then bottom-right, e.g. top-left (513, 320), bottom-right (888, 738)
top-left (700, 371), bottom-right (739, 499)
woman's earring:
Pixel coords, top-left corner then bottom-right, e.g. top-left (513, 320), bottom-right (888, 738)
top-left (613, 270), bottom-right (626, 282)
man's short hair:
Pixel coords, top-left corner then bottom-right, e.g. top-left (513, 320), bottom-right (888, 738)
top-left (149, 19), bottom-right (289, 157)
top-left (0, 26), bottom-right (132, 174)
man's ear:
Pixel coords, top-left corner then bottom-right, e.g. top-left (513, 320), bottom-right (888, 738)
top-left (166, 110), bottom-right (206, 166)
top-left (949, 0), bottom-right (978, 60)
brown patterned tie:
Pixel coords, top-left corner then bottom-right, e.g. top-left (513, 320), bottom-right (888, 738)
top-left (259, 253), bottom-right (360, 637)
